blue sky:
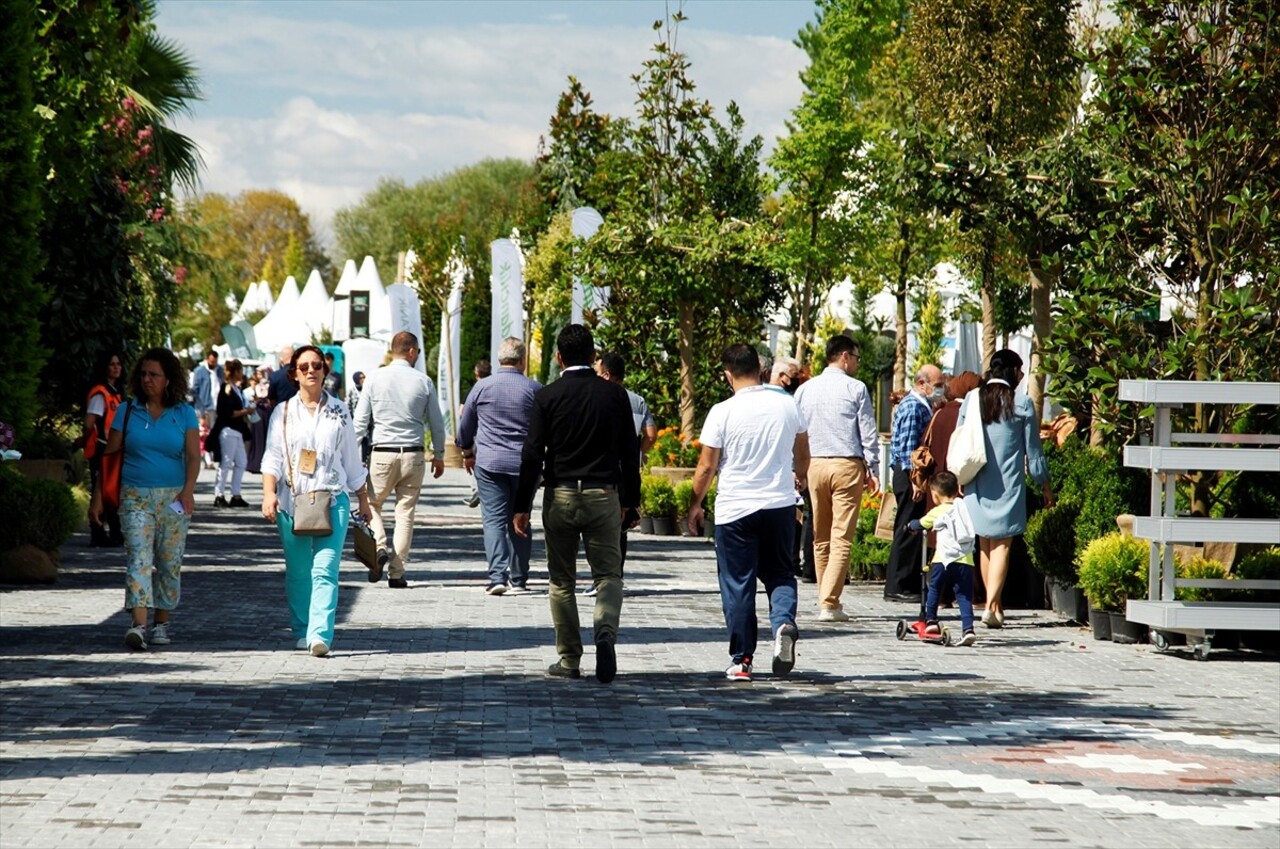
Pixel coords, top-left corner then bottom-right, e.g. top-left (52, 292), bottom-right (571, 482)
top-left (158, 0), bottom-right (819, 241)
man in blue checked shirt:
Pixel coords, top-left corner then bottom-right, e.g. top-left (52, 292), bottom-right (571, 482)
top-left (457, 338), bottom-right (541, 595)
top-left (884, 363), bottom-right (946, 602)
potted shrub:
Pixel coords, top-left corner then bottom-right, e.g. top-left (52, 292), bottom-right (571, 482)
top-left (673, 480), bottom-right (696, 536)
top-left (1026, 502), bottom-right (1085, 623)
top-left (641, 477), bottom-right (678, 536)
top-left (1235, 547), bottom-right (1280, 650)
top-left (637, 475), bottom-right (661, 534)
top-left (1076, 532), bottom-right (1148, 643)
top-left (645, 427), bottom-right (699, 484)
top-left (849, 503), bottom-right (891, 581)
top-left (0, 462), bottom-right (83, 584)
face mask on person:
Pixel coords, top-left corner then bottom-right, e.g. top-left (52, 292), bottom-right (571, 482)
top-left (785, 378), bottom-right (801, 395)
top-left (931, 385), bottom-right (946, 401)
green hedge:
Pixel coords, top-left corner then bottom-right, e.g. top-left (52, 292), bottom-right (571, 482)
top-left (1076, 532), bottom-right (1148, 612)
top-left (0, 463), bottom-right (81, 551)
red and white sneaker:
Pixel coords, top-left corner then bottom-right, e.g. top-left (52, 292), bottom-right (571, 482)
top-left (725, 657), bottom-right (752, 682)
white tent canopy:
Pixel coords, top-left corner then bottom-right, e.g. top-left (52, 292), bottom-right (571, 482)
top-left (356, 255), bottom-right (393, 342)
top-left (297, 268), bottom-right (333, 339)
top-left (254, 274), bottom-right (309, 353)
top-left (333, 258), bottom-right (359, 297)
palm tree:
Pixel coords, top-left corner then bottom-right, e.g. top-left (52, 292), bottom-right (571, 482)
top-left (125, 20), bottom-right (203, 192)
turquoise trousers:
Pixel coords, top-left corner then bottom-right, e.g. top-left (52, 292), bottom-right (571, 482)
top-left (276, 492), bottom-right (350, 648)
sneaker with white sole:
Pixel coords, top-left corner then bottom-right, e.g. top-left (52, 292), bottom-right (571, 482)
top-left (772, 623), bottom-right (798, 676)
top-left (505, 585), bottom-right (530, 596)
top-left (150, 622), bottom-right (171, 645)
top-left (725, 658), bottom-right (753, 681)
top-left (581, 584), bottom-right (598, 597)
top-left (310, 640), bottom-right (329, 657)
top-left (486, 583), bottom-right (507, 596)
top-left (959, 630), bottom-right (977, 647)
top-left (817, 606), bottom-right (851, 622)
top-left (124, 625), bottom-right (148, 651)
top-left (294, 637), bottom-right (307, 650)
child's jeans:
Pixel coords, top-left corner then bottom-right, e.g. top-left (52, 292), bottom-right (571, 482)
top-left (925, 561), bottom-right (975, 632)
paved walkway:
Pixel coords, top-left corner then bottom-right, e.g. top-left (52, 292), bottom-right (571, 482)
top-left (2, 467), bottom-right (1278, 848)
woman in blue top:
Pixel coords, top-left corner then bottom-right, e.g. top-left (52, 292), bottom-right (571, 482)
top-left (90, 348), bottom-right (200, 650)
top-left (957, 350), bottom-right (1054, 628)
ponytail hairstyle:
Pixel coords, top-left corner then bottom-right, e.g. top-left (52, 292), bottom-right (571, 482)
top-left (979, 349), bottom-right (1023, 425)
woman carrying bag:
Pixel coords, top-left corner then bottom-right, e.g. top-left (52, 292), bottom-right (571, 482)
top-left (83, 351), bottom-right (127, 547)
top-left (955, 349), bottom-right (1054, 627)
top-left (89, 348), bottom-right (201, 650)
top-left (260, 346), bottom-right (370, 657)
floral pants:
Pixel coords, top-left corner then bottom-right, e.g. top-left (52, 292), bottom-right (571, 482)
top-left (121, 485), bottom-right (191, 611)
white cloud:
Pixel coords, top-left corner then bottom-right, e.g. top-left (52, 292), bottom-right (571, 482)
top-left (163, 6), bottom-right (806, 238)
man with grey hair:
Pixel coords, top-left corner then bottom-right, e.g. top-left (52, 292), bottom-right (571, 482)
top-left (354, 331), bottom-right (446, 588)
top-left (884, 362), bottom-right (946, 602)
top-left (457, 336), bottom-right (542, 594)
top-left (770, 356), bottom-right (802, 395)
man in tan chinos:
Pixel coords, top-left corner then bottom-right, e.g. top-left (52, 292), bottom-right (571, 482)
top-left (353, 331), bottom-right (446, 588)
top-left (793, 335), bottom-right (881, 621)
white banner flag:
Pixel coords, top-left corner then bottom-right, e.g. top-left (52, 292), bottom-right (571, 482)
top-left (570, 207), bottom-right (604, 325)
top-left (437, 276), bottom-right (464, 437)
top-left (489, 239), bottom-right (525, 364)
top-left (385, 283), bottom-right (426, 374)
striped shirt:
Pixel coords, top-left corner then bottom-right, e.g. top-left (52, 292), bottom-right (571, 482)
top-left (890, 391), bottom-right (934, 471)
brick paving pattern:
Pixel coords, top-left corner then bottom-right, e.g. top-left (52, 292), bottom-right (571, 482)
top-left (2, 467), bottom-right (1277, 847)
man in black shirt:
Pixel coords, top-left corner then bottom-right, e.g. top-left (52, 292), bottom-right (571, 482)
top-left (514, 324), bottom-right (640, 683)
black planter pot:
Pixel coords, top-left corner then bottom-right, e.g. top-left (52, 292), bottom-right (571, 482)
top-left (637, 515), bottom-right (654, 535)
top-left (1089, 603), bottom-right (1113, 640)
top-left (1109, 611), bottom-right (1148, 645)
top-left (1050, 580), bottom-right (1088, 624)
top-left (651, 516), bottom-right (677, 536)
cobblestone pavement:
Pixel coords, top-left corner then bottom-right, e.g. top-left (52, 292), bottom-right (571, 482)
top-left (2, 467), bottom-right (1278, 848)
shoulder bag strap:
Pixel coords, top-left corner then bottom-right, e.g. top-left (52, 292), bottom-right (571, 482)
top-left (283, 398), bottom-right (294, 493)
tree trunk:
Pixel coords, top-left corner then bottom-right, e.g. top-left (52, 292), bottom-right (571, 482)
top-left (1028, 253), bottom-right (1056, 421)
top-left (893, 219), bottom-right (911, 393)
top-left (678, 300), bottom-right (696, 440)
top-left (1089, 391), bottom-right (1105, 447)
top-left (1189, 251), bottom-right (1218, 516)
top-left (980, 230), bottom-right (997, 369)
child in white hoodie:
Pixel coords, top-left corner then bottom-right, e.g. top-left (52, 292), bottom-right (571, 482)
top-left (908, 470), bottom-right (977, 646)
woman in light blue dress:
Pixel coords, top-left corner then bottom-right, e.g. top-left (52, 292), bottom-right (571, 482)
top-left (957, 350), bottom-right (1054, 627)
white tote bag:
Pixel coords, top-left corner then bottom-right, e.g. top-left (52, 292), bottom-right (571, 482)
top-left (948, 389), bottom-right (988, 485)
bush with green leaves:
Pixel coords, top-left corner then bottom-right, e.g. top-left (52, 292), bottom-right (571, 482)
top-left (0, 463), bottom-right (82, 551)
top-left (640, 476), bottom-right (677, 519)
top-left (1076, 532), bottom-right (1148, 612)
top-left (1037, 436), bottom-right (1147, 556)
top-left (1173, 555), bottom-right (1228, 602)
top-left (1234, 547), bottom-right (1280, 602)
top-left (1026, 502), bottom-right (1081, 583)
top-left (673, 480), bottom-right (696, 517)
top-left (849, 500), bottom-right (891, 580)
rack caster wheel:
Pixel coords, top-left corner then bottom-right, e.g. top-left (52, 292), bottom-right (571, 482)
top-left (1193, 642), bottom-right (1212, 661)
top-left (1152, 631), bottom-right (1171, 653)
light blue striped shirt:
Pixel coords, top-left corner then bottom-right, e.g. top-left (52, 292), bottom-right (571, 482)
top-left (793, 365), bottom-right (880, 466)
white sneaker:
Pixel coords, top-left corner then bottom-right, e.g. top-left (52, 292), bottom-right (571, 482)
top-left (505, 585), bottom-right (529, 596)
top-left (818, 607), bottom-right (851, 622)
top-left (150, 623), bottom-right (171, 645)
top-left (581, 585), bottom-right (599, 597)
top-left (725, 660), bottom-right (752, 681)
top-left (124, 625), bottom-right (148, 651)
top-left (310, 640), bottom-right (329, 657)
top-left (772, 623), bottom-right (798, 676)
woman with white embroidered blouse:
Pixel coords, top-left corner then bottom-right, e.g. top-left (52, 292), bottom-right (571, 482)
top-left (261, 345), bottom-right (371, 657)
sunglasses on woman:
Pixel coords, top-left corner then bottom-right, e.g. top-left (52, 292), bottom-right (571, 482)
top-left (293, 362), bottom-right (324, 373)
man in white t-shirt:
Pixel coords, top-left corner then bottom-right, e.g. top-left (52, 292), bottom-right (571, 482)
top-left (688, 344), bottom-right (810, 683)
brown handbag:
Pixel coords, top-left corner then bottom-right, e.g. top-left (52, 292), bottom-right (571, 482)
top-left (908, 409), bottom-right (940, 493)
top-left (283, 398), bottom-right (333, 537)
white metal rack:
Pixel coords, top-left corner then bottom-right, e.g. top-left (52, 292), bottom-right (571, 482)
top-left (1119, 380), bottom-right (1280, 659)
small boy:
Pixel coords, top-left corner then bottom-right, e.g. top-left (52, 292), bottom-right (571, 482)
top-left (908, 471), bottom-right (978, 646)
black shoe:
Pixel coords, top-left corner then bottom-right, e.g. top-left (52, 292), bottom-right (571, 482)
top-left (884, 592), bottom-right (923, 604)
top-left (547, 661), bottom-right (581, 679)
top-left (213, 496), bottom-right (228, 508)
top-left (595, 639), bottom-right (617, 684)
top-left (228, 495), bottom-right (249, 508)
top-left (388, 577), bottom-right (408, 589)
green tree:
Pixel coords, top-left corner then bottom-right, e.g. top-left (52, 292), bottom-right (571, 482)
top-left (583, 11), bottom-right (780, 436)
top-left (770, 0), bottom-right (905, 364)
top-left (907, 0), bottom-right (1078, 378)
top-left (911, 285), bottom-right (946, 373)
top-left (1044, 0), bottom-right (1280, 514)
top-left (533, 77), bottom-right (624, 226)
top-left (0, 0), bottom-right (46, 438)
